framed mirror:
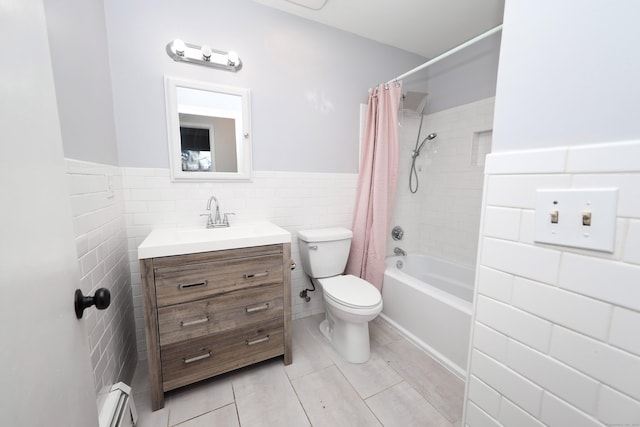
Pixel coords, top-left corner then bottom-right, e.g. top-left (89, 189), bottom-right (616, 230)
top-left (164, 76), bottom-right (252, 181)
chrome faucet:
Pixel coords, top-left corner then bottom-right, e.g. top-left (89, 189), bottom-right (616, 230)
top-left (202, 195), bottom-right (233, 228)
top-left (393, 247), bottom-right (407, 256)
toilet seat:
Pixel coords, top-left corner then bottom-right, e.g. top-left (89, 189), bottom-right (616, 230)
top-left (318, 275), bottom-right (382, 309)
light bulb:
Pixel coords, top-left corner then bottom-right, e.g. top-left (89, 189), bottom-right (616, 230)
top-left (173, 39), bottom-right (186, 56)
top-left (201, 45), bottom-right (212, 61)
top-left (227, 50), bottom-right (239, 66)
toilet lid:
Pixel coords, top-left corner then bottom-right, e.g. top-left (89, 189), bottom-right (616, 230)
top-left (319, 275), bottom-right (382, 308)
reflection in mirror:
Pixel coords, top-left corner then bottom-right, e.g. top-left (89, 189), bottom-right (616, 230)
top-left (164, 77), bottom-right (251, 181)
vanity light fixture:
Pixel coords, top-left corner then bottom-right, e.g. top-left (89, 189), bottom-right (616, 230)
top-left (166, 39), bottom-right (242, 72)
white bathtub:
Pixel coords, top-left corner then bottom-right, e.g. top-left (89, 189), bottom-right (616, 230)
top-left (381, 255), bottom-right (474, 378)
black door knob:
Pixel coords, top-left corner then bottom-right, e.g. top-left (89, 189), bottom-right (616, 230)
top-left (74, 288), bottom-right (111, 319)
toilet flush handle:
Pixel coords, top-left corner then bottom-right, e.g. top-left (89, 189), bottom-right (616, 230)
top-left (308, 245), bottom-right (318, 250)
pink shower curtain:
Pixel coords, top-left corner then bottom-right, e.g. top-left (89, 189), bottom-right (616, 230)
top-left (345, 82), bottom-right (402, 291)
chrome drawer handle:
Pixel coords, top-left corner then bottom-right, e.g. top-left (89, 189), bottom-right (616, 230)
top-left (244, 272), bottom-right (268, 279)
top-left (180, 316), bottom-right (210, 327)
top-left (245, 303), bottom-right (269, 314)
top-left (246, 335), bottom-right (270, 346)
top-left (183, 350), bottom-right (211, 364)
top-left (178, 280), bottom-right (208, 290)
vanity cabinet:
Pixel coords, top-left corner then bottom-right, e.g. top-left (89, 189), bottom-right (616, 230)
top-left (140, 243), bottom-right (292, 410)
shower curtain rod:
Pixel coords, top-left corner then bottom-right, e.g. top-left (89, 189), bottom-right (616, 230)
top-left (387, 24), bottom-right (503, 84)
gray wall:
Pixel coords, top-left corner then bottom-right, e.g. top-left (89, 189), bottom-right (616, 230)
top-left (104, 0), bottom-right (428, 173)
top-left (425, 33), bottom-right (501, 114)
top-left (43, 0), bottom-right (119, 165)
top-left (492, 1), bottom-right (640, 151)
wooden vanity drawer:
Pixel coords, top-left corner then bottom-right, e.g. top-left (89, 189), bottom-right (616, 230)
top-left (154, 253), bottom-right (283, 307)
top-left (161, 318), bottom-right (284, 392)
top-left (157, 283), bottom-right (283, 346)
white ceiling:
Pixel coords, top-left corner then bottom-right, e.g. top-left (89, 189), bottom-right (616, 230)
top-left (252, 0), bottom-right (505, 59)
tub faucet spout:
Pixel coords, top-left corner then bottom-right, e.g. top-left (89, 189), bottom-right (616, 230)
top-left (394, 247), bottom-right (407, 256)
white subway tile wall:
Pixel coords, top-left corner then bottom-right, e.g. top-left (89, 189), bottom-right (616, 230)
top-left (65, 159), bottom-right (137, 393)
top-left (120, 169), bottom-right (358, 360)
top-left (391, 97), bottom-right (495, 269)
top-left (465, 140), bottom-right (640, 426)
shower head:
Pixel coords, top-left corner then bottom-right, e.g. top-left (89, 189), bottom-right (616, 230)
top-left (413, 132), bottom-right (438, 158)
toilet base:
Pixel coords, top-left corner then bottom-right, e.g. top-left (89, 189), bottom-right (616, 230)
top-left (319, 310), bottom-right (372, 364)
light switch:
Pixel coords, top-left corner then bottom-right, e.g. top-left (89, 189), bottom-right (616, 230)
top-left (534, 188), bottom-right (618, 252)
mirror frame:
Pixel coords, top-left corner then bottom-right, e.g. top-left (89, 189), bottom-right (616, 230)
top-left (164, 76), bottom-right (252, 181)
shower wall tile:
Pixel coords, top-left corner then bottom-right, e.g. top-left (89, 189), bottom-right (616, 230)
top-left (393, 98), bottom-right (495, 269)
top-left (121, 168), bottom-right (358, 360)
top-left (465, 140), bottom-right (640, 427)
top-left (65, 159), bottom-right (137, 394)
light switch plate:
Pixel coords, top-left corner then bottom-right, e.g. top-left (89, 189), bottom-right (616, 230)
top-left (534, 188), bottom-right (618, 252)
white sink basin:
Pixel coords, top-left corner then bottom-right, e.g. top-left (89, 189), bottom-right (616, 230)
top-left (138, 220), bottom-right (291, 259)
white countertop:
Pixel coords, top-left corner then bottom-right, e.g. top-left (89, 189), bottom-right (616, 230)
top-left (138, 220), bottom-right (291, 259)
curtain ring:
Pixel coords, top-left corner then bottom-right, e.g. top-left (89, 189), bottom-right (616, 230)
top-left (395, 80), bottom-right (401, 88)
top-left (384, 83), bottom-right (389, 90)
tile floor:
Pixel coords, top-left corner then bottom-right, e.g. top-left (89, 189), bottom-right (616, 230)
top-left (131, 314), bottom-right (465, 427)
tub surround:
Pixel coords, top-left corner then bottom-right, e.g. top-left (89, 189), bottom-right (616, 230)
top-left (392, 97), bottom-right (495, 270)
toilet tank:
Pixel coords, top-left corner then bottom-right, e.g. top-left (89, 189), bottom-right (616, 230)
top-left (297, 227), bottom-right (353, 278)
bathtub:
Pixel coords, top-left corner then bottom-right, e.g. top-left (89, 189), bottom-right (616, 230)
top-left (381, 255), bottom-right (474, 378)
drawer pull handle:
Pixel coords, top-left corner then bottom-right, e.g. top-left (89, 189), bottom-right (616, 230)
top-left (180, 316), bottom-right (210, 327)
top-left (244, 272), bottom-right (268, 279)
top-left (178, 280), bottom-right (208, 290)
top-left (183, 350), bottom-right (211, 364)
top-left (245, 303), bottom-right (269, 314)
top-left (246, 335), bottom-right (270, 346)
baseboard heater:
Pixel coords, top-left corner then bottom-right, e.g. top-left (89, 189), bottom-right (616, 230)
top-left (98, 382), bottom-right (138, 427)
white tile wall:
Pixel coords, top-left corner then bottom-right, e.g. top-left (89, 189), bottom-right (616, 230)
top-left (498, 398), bottom-right (545, 427)
top-left (464, 140), bottom-right (640, 427)
top-left (470, 350), bottom-right (544, 416)
top-left (65, 159), bottom-right (137, 393)
top-left (475, 296), bottom-right (552, 353)
top-left (121, 168), bottom-right (358, 360)
top-left (391, 98), bottom-right (495, 269)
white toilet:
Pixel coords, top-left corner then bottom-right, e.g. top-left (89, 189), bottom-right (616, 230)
top-left (297, 227), bottom-right (383, 363)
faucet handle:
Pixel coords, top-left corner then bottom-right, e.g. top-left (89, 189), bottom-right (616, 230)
top-left (223, 212), bottom-right (235, 225)
top-left (201, 213), bottom-right (213, 227)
